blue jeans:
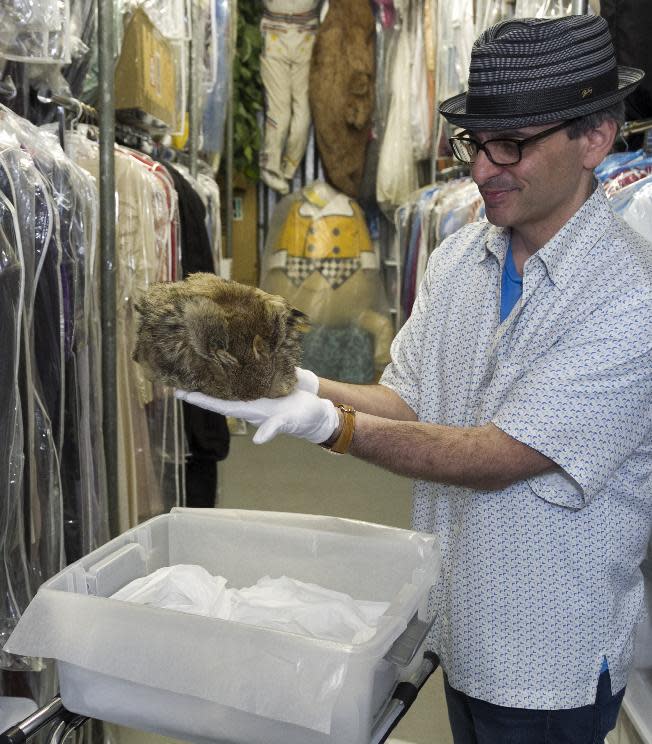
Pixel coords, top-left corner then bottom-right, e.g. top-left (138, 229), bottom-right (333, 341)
top-left (443, 670), bottom-right (625, 744)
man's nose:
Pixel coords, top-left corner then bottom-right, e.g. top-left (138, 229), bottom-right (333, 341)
top-left (471, 148), bottom-right (504, 185)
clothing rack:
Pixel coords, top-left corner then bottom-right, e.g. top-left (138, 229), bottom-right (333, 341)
top-left (620, 118), bottom-right (652, 138)
top-left (620, 119), bottom-right (652, 155)
top-left (435, 164), bottom-right (470, 182)
top-left (36, 88), bottom-right (98, 122)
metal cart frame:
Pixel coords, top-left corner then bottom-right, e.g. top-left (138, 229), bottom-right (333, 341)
top-left (0, 653), bottom-right (439, 744)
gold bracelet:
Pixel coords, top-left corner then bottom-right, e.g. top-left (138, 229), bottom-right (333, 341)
top-left (321, 404), bottom-right (356, 455)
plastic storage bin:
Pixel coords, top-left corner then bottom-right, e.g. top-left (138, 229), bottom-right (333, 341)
top-left (4, 508), bottom-right (440, 744)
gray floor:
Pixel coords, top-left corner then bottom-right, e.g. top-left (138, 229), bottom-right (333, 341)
top-left (113, 428), bottom-right (453, 744)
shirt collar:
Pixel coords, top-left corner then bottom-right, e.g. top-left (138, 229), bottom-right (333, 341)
top-left (477, 183), bottom-right (612, 288)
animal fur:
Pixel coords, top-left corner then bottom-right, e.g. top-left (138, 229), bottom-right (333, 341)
top-left (309, 0), bottom-right (375, 199)
top-left (133, 273), bottom-right (306, 400)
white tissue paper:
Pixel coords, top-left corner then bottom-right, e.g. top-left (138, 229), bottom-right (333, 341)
top-left (111, 565), bottom-right (390, 644)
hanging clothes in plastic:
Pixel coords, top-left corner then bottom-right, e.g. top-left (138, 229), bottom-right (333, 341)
top-left (597, 148), bottom-right (652, 241)
top-left (0, 0), bottom-right (72, 64)
top-left (395, 178), bottom-right (483, 321)
top-left (513, 0), bottom-right (575, 16)
top-left (162, 162), bottom-right (230, 509)
top-left (0, 105), bottom-right (108, 674)
top-left (376, 0), bottom-right (418, 213)
top-left (0, 127), bottom-right (64, 646)
top-left (201, 0), bottom-right (232, 162)
top-left (68, 136), bottom-right (183, 531)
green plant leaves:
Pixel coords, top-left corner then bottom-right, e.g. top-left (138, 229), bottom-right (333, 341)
top-left (232, 0), bottom-right (263, 180)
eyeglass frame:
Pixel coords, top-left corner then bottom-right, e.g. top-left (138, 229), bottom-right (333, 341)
top-left (448, 118), bottom-right (580, 166)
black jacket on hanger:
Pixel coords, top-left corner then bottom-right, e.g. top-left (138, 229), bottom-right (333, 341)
top-left (162, 162), bottom-right (230, 507)
top-left (601, 0), bottom-right (652, 124)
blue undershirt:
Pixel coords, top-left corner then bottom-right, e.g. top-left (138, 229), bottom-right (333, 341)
top-left (500, 240), bottom-right (523, 323)
top-left (499, 241), bottom-right (609, 678)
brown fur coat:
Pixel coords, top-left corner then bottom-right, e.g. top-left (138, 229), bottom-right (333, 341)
top-left (309, 0), bottom-right (375, 199)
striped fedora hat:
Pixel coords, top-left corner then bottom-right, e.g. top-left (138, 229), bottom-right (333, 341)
top-left (439, 15), bottom-right (644, 131)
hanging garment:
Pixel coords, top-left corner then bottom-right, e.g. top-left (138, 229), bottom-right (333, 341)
top-left (410, 2), bottom-right (432, 161)
top-left (259, 1), bottom-right (320, 191)
top-left (0, 0), bottom-right (71, 63)
top-left (394, 178), bottom-right (483, 322)
top-left (162, 163), bottom-right (230, 507)
top-left (433, 0), bottom-right (474, 159)
top-left (309, 0), bottom-right (375, 199)
top-left (70, 138), bottom-right (181, 531)
top-left (376, 1), bottom-right (418, 212)
top-left (601, 0), bottom-right (652, 126)
top-left (202, 0), bottom-right (232, 160)
top-left (0, 140), bottom-right (64, 618)
top-left (0, 108), bottom-right (108, 671)
top-left (0, 143), bottom-right (27, 672)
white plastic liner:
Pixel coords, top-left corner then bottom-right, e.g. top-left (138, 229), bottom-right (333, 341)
top-left (4, 508), bottom-right (440, 738)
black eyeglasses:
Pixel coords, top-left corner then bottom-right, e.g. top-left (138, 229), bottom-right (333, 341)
top-left (449, 119), bottom-right (577, 166)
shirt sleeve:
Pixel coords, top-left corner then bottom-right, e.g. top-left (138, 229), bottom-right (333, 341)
top-left (492, 289), bottom-right (652, 509)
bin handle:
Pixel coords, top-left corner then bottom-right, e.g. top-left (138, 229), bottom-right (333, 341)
top-left (384, 612), bottom-right (435, 667)
top-left (0, 697), bottom-right (88, 744)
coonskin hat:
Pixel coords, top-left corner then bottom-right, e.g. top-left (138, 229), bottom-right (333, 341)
top-left (439, 14), bottom-right (644, 130)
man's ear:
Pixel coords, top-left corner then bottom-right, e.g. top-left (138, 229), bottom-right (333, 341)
top-left (582, 118), bottom-right (619, 170)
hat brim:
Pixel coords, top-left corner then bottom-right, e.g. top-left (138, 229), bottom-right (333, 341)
top-left (439, 66), bottom-right (645, 131)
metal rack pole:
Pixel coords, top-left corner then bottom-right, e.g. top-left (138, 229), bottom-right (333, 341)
top-left (98, 0), bottom-right (119, 537)
top-left (572, 0), bottom-right (589, 13)
top-left (188, 0), bottom-right (200, 180)
top-left (225, 0), bottom-right (235, 260)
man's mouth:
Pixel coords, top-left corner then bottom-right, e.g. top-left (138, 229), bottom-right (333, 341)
top-left (481, 187), bottom-right (517, 205)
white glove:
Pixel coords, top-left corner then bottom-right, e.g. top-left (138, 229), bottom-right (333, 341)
top-left (294, 366), bottom-right (319, 395)
top-left (175, 389), bottom-right (339, 445)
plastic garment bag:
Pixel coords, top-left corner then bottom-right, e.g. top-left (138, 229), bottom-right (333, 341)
top-left (116, 0), bottom-right (191, 45)
top-left (376, 0), bottom-right (418, 213)
top-left (201, 0), bottom-right (232, 159)
top-left (33, 127), bottom-right (109, 563)
top-left (410, 2), bottom-right (432, 161)
top-left (2, 112), bottom-right (109, 566)
top-left (513, 0), bottom-right (574, 16)
top-left (433, 0), bottom-right (474, 159)
top-left (0, 150), bottom-right (28, 671)
top-left (0, 139), bottom-right (64, 633)
top-left (0, 0), bottom-right (71, 63)
top-left (0, 112), bottom-right (110, 688)
top-left (394, 178), bottom-right (483, 321)
top-left (261, 182), bottom-right (393, 382)
top-left (70, 137), bottom-right (182, 533)
top-left (618, 178), bottom-right (652, 242)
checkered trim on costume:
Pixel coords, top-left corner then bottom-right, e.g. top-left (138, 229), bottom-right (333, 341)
top-left (286, 256), bottom-right (360, 289)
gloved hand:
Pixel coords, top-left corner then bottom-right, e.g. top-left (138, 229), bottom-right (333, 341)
top-left (175, 389), bottom-right (339, 445)
top-left (294, 366), bottom-right (319, 395)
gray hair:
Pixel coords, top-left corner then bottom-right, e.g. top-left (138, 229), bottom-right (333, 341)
top-left (566, 101), bottom-right (626, 139)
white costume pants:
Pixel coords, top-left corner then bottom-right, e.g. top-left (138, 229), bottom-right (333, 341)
top-left (260, 14), bottom-right (317, 180)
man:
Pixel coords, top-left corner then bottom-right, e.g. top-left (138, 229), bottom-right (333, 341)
top-left (178, 15), bottom-right (652, 743)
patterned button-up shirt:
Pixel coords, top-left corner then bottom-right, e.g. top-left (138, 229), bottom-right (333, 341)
top-left (380, 186), bottom-right (652, 709)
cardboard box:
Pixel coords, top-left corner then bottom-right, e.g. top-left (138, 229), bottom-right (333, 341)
top-left (115, 8), bottom-right (177, 130)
